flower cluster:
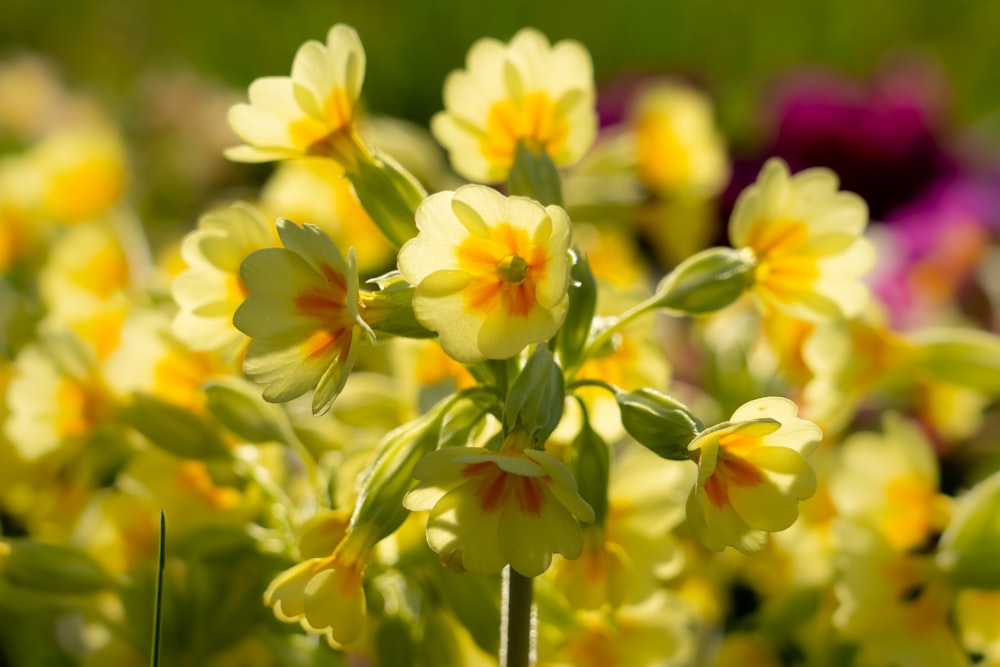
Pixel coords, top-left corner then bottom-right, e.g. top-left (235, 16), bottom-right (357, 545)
top-left (3, 19), bottom-right (1000, 667)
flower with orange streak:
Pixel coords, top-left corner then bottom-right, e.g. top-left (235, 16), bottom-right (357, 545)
top-left (397, 184), bottom-right (571, 363)
top-left (403, 429), bottom-right (594, 577)
top-left (225, 24), bottom-right (370, 168)
top-left (233, 218), bottom-right (371, 416)
top-left (686, 397), bottom-right (822, 553)
top-left (729, 158), bottom-right (874, 322)
top-left (432, 28), bottom-right (596, 183)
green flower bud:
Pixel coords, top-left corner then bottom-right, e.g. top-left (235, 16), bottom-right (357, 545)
top-left (508, 142), bottom-right (563, 206)
top-left (346, 150), bottom-right (425, 248)
top-left (653, 246), bottom-right (755, 314)
top-left (360, 271), bottom-right (436, 339)
top-left (910, 328), bottom-right (1000, 395)
top-left (556, 251), bottom-right (598, 369)
top-left (203, 377), bottom-right (284, 444)
top-left (120, 393), bottom-right (230, 459)
top-left (349, 398), bottom-right (450, 539)
top-left (617, 388), bottom-right (703, 460)
top-left (504, 345), bottom-right (565, 446)
top-left (565, 416), bottom-right (611, 526)
top-left (937, 471), bottom-right (1000, 589)
top-left (0, 539), bottom-right (119, 594)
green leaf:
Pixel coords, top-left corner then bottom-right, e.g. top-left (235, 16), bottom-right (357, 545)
top-left (617, 388), bottom-right (702, 460)
top-left (120, 393), bottom-right (231, 459)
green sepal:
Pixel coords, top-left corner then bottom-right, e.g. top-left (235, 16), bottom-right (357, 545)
top-left (0, 539), bottom-right (120, 594)
top-left (349, 398), bottom-right (450, 539)
top-left (556, 250), bottom-right (598, 369)
top-left (616, 388), bottom-right (702, 461)
top-left (653, 246), bottom-right (755, 315)
top-left (937, 470), bottom-right (1000, 589)
top-left (203, 376), bottom-right (284, 444)
top-left (508, 142), bottom-right (563, 207)
top-left (120, 393), bottom-right (230, 459)
top-left (504, 345), bottom-right (565, 446)
top-left (362, 270), bottom-right (436, 339)
top-left (347, 150), bottom-right (425, 248)
top-left (566, 414), bottom-right (611, 526)
top-left (910, 328), bottom-right (1000, 395)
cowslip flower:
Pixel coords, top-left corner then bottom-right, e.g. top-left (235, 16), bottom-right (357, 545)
top-left (397, 184), bottom-right (571, 363)
top-left (729, 158), bottom-right (875, 322)
top-left (225, 24), bottom-right (370, 169)
top-left (403, 429), bottom-right (594, 577)
top-left (686, 397), bottom-right (821, 553)
top-left (233, 218), bottom-right (372, 416)
top-left (432, 28), bottom-right (596, 183)
top-left (171, 202), bottom-right (274, 357)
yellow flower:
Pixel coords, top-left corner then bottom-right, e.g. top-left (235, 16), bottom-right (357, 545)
top-left (397, 184), bottom-right (572, 363)
top-left (233, 218), bottom-right (371, 416)
top-left (432, 28), bottom-right (596, 183)
top-left (264, 513), bottom-right (374, 646)
top-left (729, 158), bottom-right (874, 321)
top-left (171, 202), bottom-right (274, 357)
top-left (686, 397), bottom-right (821, 553)
top-left (225, 24), bottom-right (370, 168)
top-left (403, 430), bottom-right (594, 577)
top-left (633, 81), bottom-right (729, 197)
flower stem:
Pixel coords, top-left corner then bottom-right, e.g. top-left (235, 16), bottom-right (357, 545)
top-left (500, 566), bottom-right (536, 667)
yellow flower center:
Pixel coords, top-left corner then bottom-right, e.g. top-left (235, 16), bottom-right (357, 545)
top-left (481, 92), bottom-right (568, 166)
top-left (744, 218), bottom-right (819, 303)
top-left (456, 223), bottom-right (548, 318)
top-left (636, 112), bottom-right (690, 190)
top-left (289, 88), bottom-right (370, 169)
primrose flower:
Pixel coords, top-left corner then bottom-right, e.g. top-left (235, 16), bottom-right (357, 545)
top-left (171, 202), bottom-right (274, 357)
top-left (686, 397), bottom-right (822, 553)
top-left (265, 512), bottom-right (374, 646)
top-left (397, 184), bottom-right (572, 363)
top-left (729, 158), bottom-right (875, 322)
top-left (225, 24), bottom-right (370, 168)
top-left (432, 28), bottom-right (596, 183)
top-left (233, 218), bottom-right (372, 416)
top-left (403, 429), bottom-right (594, 577)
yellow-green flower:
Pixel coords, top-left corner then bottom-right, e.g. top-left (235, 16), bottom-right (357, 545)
top-left (171, 202), bottom-right (273, 357)
top-left (233, 218), bottom-right (371, 416)
top-left (729, 158), bottom-right (874, 321)
top-left (403, 430), bottom-right (594, 577)
top-left (432, 28), bottom-right (596, 183)
top-left (686, 397), bottom-right (821, 553)
top-left (397, 184), bottom-right (572, 363)
top-left (225, 24), bottom-right (370, 168)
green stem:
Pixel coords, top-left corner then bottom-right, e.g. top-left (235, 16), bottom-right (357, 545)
top-left (567, 298), bottom-right (658, 377)
top-left (500, 566), bottom-right (535, 667)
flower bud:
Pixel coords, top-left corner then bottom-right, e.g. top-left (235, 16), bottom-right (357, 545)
top-left (937, 470), bottom-right (1000, 589)
top-left (556, 251), bottom-right (598, 369)
top-left (910, 328), bottom-right (1000, 395)
top-left (203, 377), bottom-right (284, 444)
top-left (653, 247), bottom-right (755, 315)
top-left (616, 388), bottom-right (702, 461)
top-left (504, 345), bottom-right (565, 446)
top-left (508, 142), bottom-right (564, 206)
top-left (565, 417), bottom-right (611, 526)
top-left (120, 393), bottom-right (230, 459)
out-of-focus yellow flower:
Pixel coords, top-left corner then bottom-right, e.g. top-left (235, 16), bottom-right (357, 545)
top-left (258, 160), bottom-right (394, 275)
top-left (955, 589), bottom-right (1000, 665)
top-left (833, 519), bottom-right (965, 667)
top-left (729, 158), bottom-right (874, 322)
top-left (633, 81), bottom-right (729, 198)
top-left (226, 24), bottom-right (370, 168)
top-left (30, 124), bottom-right (128, 223)
top-left (686, 397), bottom-right (821, 553)
top-left (829, 413), bottom-right (950, 552)
top-left (403, 429), bottom-right (594, 577)
top-left (171, 202), bottom-right (274, 357)
top-left (432, 28), bottom-right (596, 183)
top-left (0, 156), bottom-right (42, 271)
top-left (264, 512), bottom-right (374, 646)
top-left (397, 184), bottom-right (572, 363)
top-left (233, 218), bottom-right (371, 416)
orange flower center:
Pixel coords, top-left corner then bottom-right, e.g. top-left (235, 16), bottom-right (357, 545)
top-left (481, 92), bottom-right (568, 165)
top-left (293, 264), bottom-right (354, 360)
top-left (463, 459), bottom-right (547, 516)
top-left (456, 223), bottom-right (548, 318)
top-left (703, 433), bottom-right (766, 509)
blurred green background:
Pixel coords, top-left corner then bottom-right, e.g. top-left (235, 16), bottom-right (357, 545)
top-left (3, 0), bottom-right (1000, 134)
